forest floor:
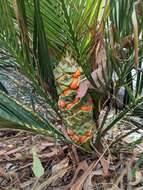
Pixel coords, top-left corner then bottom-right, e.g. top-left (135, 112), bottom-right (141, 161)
top-left (0, 130), bottom-right (143, 190)
top-left (0, 68), bottom-right (143, 190)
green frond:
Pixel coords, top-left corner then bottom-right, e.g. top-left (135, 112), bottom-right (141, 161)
top-left (0, 91), bottom-right (68, 140)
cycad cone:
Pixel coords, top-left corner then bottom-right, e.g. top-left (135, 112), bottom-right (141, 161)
top-left (54, 54), bottom-right (95, 149)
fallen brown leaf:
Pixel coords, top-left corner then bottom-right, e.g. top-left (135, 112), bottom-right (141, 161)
top-left (70, 162), bottom-right (95, 190)
top-left (65, 161), bottom-right (89, 190)
top-left (100, 154), bottom-right (111, 176)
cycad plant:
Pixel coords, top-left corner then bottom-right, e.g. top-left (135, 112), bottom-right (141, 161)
top-left (0, 0), bottom-right (143, 152)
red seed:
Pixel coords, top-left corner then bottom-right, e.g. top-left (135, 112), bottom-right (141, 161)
top-left (58, 100), bottom-right (65, 108)
top-left (79, 135), bottom-right (87, 143)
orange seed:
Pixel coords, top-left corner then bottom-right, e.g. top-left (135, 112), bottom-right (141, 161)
top-left (61, 88), bottom-right (70, 96)
top-left (72, 69), bottom-right (81, 78)
top-left (70, 78), bottom-right (78, 90)
top-left (80, 105), bottom-right (92, 111)
top-left (85, 131), bottom-right (91, 137)
top-left (66, 103), bottom-right (74, 109)
top-left (67, 129), bottom-right (75, 136)
top-left (71, 134), bottom-right (79, 142)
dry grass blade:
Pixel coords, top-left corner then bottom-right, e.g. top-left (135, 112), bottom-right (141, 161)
top-left (52, 158), bottom-right (69, 176)
top-left (83, 169), bottom-right (104, 190)
top-left (108, 167), bottom-right (128, 190)
top-left (132, 5), bottom-right (139, 69)
top-left (12, 0), bottom-right (30, 51)
top-left (70, 145), bottom-right (111, 190)
top-left (35, 168), bottom-right (69, 190)
top-left (83, 173), bottom-right (94, 190)
top-left (134, 188), bottom-right (143, 190)
top-left (107, 161), bottom-right (143, 190)
top-left (100, 153), bottom-right (111, 176)
top-left (65, 161), bottom-right (89, 190)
